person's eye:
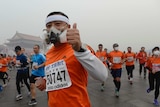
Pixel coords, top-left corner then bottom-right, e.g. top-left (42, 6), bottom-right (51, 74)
top-left (46, 24), bottom-right (52, 28)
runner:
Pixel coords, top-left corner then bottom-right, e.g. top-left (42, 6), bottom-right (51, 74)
top-left (146, 47), bottom-right (160, 106)
top-left (108, 43), bottom-right (125, 97)
top-left (35, 11), bottom-right (108, 107)
top-left (3, 54), bottom-right (11, 82)
top-left (136, 47), bottom-right (147, 79)
top-left (125, 47), bottom-right (136, 85)
top-left (104, 48), bottom-right (110, 68)
top-left (28, 44), bottom-right (46, 106)
top-left (14, 46), bottom-right (30, 101)
top-left (96, 44), bottom-right (107, 91)
top-left (0, 54), bottom-right (8, 87)
top-left (21, 48), bottom-right (30, 87)
top-left (6, 55), bottom-right (12, 71)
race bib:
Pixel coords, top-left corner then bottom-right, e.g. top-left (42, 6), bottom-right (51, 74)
top-left (16, 60), bottom-right (20, 67)
top-left (45, 60), bottom-right (72, 92)
top-left (127, 56), bottom-right (134, 62)
top-left (152, 64), bottom-right (160, 72)
top-left (113, 57), bottom-right (121, 63)
top-left (32, 62), bottom-right (38, 70)
top-left (99, 57), bottom-right (104, 62)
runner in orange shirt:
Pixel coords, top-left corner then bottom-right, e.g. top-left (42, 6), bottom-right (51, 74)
top-left (96, 44), bottom-right (107, 66)
top-left (6, 55), bottom-right (12, 71)
top-left (125, 47), bottom-right (136, 85)
top-left (0, 54), bottom-right (8, 87)
top-left (104, 48), bottom-right (110, 67)
top-left (146, 47), bottom-right (157, 93)
top-left (108, 43), bottom-right (125, 97)
top-left (35, 11), bottom-right (108, 107)
top-left (96, 44), bottom-right (107, 91)
top-left (3, 55), bottom-right (10, 82)
top-left (145, 47), bottom-right (160, 106)
top-left (136, 47), bottom-right (147, 79)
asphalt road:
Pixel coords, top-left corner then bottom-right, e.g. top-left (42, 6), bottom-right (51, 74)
top-left (0, 62), bottom-right (158, 107)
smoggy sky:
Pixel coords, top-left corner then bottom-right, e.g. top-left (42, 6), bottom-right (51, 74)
top-left (0, 0), bottom-right (160, 52)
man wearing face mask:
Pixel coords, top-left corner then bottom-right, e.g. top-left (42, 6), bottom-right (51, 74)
top-left (145, 47), bottom-right (160, 106)
top-left (108, 43), bottom-right (124, 97)
top-left (35, 11), bottom-right (108, 107)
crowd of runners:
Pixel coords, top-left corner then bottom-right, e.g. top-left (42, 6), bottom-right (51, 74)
top-left (0, 11), bottom-right (160, 107)
top-left (95, 43), bottom-right (160, 106)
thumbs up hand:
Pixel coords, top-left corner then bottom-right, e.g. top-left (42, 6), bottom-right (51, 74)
top-left (67, 23), bottom-right (82, 51)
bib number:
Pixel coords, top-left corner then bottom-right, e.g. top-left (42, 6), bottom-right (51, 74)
top-left (152, 64), bottom-right (160, 72)
top-left (99, 57), bottom-right (105, 62)
top-left (16, 60), bottom-right (20, 67)
top-left (32, 62), bottom-right (38, 70)
top-left (113, 57), bottom-right (121, 63)
top-left (127, 56), bottom-right (133, 62)
top-left (45, 60), bottom-right (72, 91)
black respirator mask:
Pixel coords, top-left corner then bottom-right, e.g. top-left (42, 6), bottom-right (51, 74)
top-left (43, 26), bottom-right (67, 44)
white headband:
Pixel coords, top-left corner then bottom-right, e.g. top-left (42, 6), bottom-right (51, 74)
top-left (45, 15), bottom-right (69, 25)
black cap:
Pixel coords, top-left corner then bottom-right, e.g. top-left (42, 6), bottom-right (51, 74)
top-left (152, 46), bottom-right (160, 52)
top-left (15, 46), bottom-right (21, 52)
top-left (113, 43), bottom-right (119, 47)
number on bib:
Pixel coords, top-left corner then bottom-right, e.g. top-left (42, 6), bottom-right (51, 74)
top-left (45, 60), bottom-right (72, 91)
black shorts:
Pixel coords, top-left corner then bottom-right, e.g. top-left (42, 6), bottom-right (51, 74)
top-left (111, 68), bottom-right (122, 78)
top-left (0, 72), bottom-right (7, 79)
top-left (0, 72), bottom-right (4, 79)
top-left (126, 65), bottom-right (135, 71)
top-left (30, 75), bottom-right (39, 83)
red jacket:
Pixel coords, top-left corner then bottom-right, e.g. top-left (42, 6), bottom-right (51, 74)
top-left (136, 51), bottom-right (147, 64)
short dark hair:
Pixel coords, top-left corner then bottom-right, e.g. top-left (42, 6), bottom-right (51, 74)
top-left (15, 46), bottom-right (21, 52)
top-left (98, 44), bottom-right (103, 47)
top-left (47, 11), bottom-right (69, 19)
top-left (141, 47), bottom-right (145, 49)
top-left (127, 47), bottom-right (131, 49)
top-left (34, 44), bottom-right (40, 49)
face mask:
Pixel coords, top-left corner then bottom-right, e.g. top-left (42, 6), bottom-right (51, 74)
top-left (42, 26), bottom-right (67, 44)
top-left (114, 47), bottom-right (119, 51)
top-left (42, 30), bottom-right (50, 45)
top-left (153, 50), bottom-right (160, 56)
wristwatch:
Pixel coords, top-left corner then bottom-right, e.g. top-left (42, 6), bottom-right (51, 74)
top-left (78, 47), bottom-right (86, 52)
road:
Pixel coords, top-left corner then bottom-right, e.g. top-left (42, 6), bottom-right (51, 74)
top-left (0, 62), bottom-right (157, 107)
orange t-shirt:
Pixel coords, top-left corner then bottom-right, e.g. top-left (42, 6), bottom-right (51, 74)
top-left (137, 51), bottom-right (147, 64)
top-left (96, 51), bottom-right (107, 66)
top-left (145, 56), bottom-right (154, 73)
top-left (45, 43), bottom-right (91, 107)
top-left (6, 56), bottom-right (12, 63)
top-left (108, 50), bottom-right (124, 69)
top-left (0, 58), bottom-right (7, 72)
top-left (125, 52), bottom-right (136, 66)
top-left (149, 57), bottom-right (160, 72)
